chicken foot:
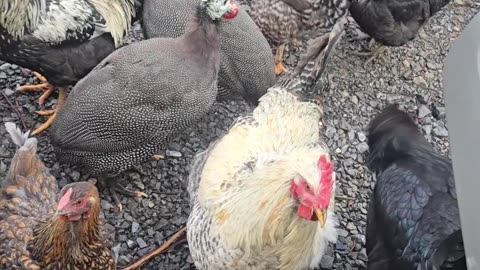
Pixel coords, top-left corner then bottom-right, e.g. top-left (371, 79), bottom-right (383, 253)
top-left (274, 44), bottom-right (288, 75)
top-left (98, 175), bottom-right (147, 212)
top-left (122, 227), bottom-right (187, 270)
top-left (31, 87), bottom-right (66, 135)
top-left (351, 39), bottom-right (386, 68)
top-left (18, 72), bottom-right (67, 135)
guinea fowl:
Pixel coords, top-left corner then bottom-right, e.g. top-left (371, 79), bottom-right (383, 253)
top-left (185, 23), bottom-right (346, 270)
top-left (0, 0), bottom-right (137, 135)
top-left (365, 105), bottom-right (466, 270)
top-left (0, 122), bottom-right (115, 269)
top-left (349, 0), bottom-right (451, 66)
top-left (141, 0), bottom-right (276, 106)
top-left (50, 0), bottom-right (240, 211)
top-left (248, 0), bottom-right (350, 75)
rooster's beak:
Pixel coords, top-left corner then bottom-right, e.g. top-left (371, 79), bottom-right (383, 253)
top-left (315, 209), bottom-right (327, 228)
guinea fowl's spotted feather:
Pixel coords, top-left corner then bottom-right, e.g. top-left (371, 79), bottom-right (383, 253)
top-left (365, 106), bottom-right (466, 270)
top-left (187, 36), bottom-right (338, 269)
top-left (51, 0), bottom-right (229, 177)
top-left (142, 0), bottom-right (275, 106)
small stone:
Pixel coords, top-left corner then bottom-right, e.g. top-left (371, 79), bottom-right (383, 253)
top-left (132, 222), bottom-right (140, 233)
top-left (69, 171), bottom-right (81, 182)
top-left (4, 89), bottom-right (14, 96)
top-left (136, 237), bottom-right (148, 248)
top-left (126, 239), bottom-right (136, 249)
top-left (112, 244), bottom-right (121, 260)
top-left (418, 105), bottom-right (431, 118)
top-left (423, 125), bottom-right (432, 135)
top-left (0, 162), bottom-right (7, 173)
top-left (166, 150), bottom-right (182, 157)
top-left (100, 200), bottom-right (113, 210)
top-left (0, 72), bottom-right (6, 79)
top-left (320, 255), bottom-right (334, 269)
top-left (433, 126), bottom-right (449, 137)
top-left (356, 142), bottom-right (369, 153)
top-left (357, 132), bottom-right (366, 142)
top-left (413, 76), bottom-right (428, 88)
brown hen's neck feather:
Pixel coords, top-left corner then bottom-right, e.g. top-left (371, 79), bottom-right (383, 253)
top-left (29, 205), bottom-right (111, 268)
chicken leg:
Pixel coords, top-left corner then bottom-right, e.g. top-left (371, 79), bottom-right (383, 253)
top-left (352, 39), bottom-right (387, 68)
top-left (31, 87), bottom-right (67, 135)
top-left (18, 72), bottom-right (66, 135)
top-left (98, 175), bottom-right (147, 212)
top-left (274, 44), bottom-right (288, 75)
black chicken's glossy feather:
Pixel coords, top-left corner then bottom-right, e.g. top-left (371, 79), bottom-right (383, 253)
top-left (349, 0), bottom-right (450, 46)
top-left (365, 105), bottom-right (466, 270)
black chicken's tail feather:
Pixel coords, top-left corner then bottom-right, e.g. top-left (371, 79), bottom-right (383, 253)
top-left (417, 230), bottom-right (467, 270)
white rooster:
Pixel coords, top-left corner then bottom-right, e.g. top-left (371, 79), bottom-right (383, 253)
top-left (186, 23), bottom-right (346, 270)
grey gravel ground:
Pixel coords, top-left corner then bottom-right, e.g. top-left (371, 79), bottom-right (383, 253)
top-left (1, 1), bottom-right (479, 269)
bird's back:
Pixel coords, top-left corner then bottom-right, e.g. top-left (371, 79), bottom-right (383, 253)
top-left (142, 0), bottom-right (276, 105)
top-left (365, 107), bottom-right (465, 270)
top-left (51, 36), bottom-right (219, 175)
top-left (0, 123), bottom-right (57, 268)
top-left (350, 0), bottom-right (450, 46)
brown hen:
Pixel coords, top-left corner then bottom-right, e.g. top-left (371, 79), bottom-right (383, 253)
top-left (249, 0), bottom-right (350, 75)
top-left (0, 122), bottom-right (115, 269)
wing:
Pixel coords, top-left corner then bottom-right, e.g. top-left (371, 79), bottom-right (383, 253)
top-left (372, 164), bottom-right (461, 267)
top-left (0, 131), bottom-right (57, 268)
top-left (51, 38), bottom-right (218, 156)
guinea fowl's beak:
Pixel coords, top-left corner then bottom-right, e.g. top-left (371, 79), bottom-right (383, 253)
top-left (315, 209), bottom-right (327, 228)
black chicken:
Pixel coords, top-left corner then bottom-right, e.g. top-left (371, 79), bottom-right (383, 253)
top-left (349, 0), bottom-right (451, 66)
top-left (0, 0), bottom-right (137, 135)
top-left (365, 105), bottom-right (466, 270)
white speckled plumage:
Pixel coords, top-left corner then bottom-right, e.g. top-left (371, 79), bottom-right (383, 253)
top-left (187, 42), bottom-right (338, 269)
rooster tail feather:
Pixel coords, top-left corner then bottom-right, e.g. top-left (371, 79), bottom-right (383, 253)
top-left (5, 122), bottom-right (37, 152)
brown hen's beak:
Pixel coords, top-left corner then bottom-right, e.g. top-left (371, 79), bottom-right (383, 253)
top-left (315, 209), bottom-right (327, 228)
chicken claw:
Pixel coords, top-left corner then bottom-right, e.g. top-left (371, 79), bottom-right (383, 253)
top-left (352, 39), bottom-right (386, 68)
top-left (98, 175), bottom-right (147, 212)
top-left (18, 72), bottom-right (55, 103)
top-left (31, 88), bottom-right (66, 135)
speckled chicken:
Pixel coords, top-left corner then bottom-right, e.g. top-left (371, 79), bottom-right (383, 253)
top-left (186, 24), bottom-right (346, 269)
top-left (349, 0), bottom-right (451, 66)
top-left (365, 105), bottom-right (466, 270)
top-left (50, 0), bottom-right (240, 210)
top-left (248, 0), bottom-right (350, 75)
top-left (141, 0), bottom-right (276, 106)
top-left (0, 122), bottom-right (114, 269)
top-left (0, 0), bottom-right (137, 135)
